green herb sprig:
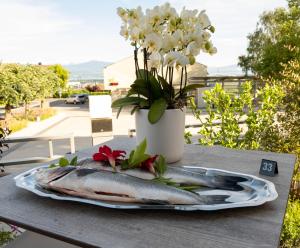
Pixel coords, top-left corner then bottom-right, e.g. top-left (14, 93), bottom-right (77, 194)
top-left (49, 156), bottom-right (78, 168)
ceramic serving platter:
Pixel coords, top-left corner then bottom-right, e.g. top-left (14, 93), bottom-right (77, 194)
top-left (14, 162), bottom-right (278, 211)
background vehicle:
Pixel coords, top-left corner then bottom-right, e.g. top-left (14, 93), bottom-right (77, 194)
top-left (65, 94), bottom-right (88, 104)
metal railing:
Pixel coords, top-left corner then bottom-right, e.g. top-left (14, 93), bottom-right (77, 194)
top-left (189, 76), bottom-right (260, 98)
top-left (0, 133), bottom-right (75, 167)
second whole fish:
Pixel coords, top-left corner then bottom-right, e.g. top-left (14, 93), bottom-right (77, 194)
top-left (78, 158), bottom-right (246, 191)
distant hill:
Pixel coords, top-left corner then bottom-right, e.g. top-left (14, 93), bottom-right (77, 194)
top-left (64, 60), bottom-right (111, 80)
top-left (207, 65), bottom-right (247, 76)
top-left (64, 61), bottom-right (248, 80)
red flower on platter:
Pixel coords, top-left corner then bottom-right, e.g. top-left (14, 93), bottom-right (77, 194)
top-left (93, 145), bottom-right (126, 169)
top-left (140, 155), bottom-right (158, 175)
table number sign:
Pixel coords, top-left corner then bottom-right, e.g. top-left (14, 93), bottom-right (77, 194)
top-left (259, 159), bottom-right (278, 176)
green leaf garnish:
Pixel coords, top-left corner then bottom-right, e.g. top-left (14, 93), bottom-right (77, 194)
top-left (152, 177), bottom-right (201, 192)
top-left (48, 156), bottom-right (78, 168)
top-left (59, 157), bottom-right (69, 167)
top-left (49, 164), bottom-right (57, 168)
top-left (128, 139), bottom-right (150, 166)
top-left (154, 155), bottom-right (166, 177)
top-left (177, 185), bottom-right (201, 191)
top-left (70, 156), bottom-right (78, 166)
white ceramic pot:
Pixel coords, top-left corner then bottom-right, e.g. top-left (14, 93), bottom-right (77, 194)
top-left (135, 108), bottom-right (186, 163)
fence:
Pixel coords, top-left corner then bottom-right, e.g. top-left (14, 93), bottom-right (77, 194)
top-left (187, 76), bottom-right (260, 108)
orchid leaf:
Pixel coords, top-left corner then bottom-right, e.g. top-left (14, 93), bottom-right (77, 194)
top-left (116, 106), bottom-right (123, 118)
top-left (158, 75), bottom-right (173, 94)
top-left (111, 97), bottom-right (143, 108)
top-left (181, 84), bottom-right (205, 94)
top-left (148, 98), bottom-right (167, 124)
top-left (158, 75), bottom-right (174, 101)
top-left (130, 105), bottom-right (139, 115)
top-left (137, 69), bottom-right (163, 100)
top-left (130, 84), bottom-right (149, 98)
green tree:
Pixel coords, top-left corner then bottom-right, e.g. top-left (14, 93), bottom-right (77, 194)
top-left (0, 64), bottom-right (23, 118)
top-left (0, 64), bottom-right (61, 115)
top-left (239, 0), bottom-right (300, 78)
top-left (35, 65), bottom-right (60, 108)
top-left (48, 64), bottom-right (69, 89)
top-left (17, 65), bottom-right (41, 114)
top-left (237, 55), bottom-right (252, 76)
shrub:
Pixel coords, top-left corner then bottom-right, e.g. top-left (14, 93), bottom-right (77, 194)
top-left (85, 84), bottom-right (104, 92)
top-left (280, 199), bottom-right (300, 248)
top-left (188, 74), bottom-right (300, 247)
top-left (188, 82), bottom-right (284, 150)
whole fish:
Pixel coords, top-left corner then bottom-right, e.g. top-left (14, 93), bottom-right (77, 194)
top-left (77, 158), bottom-right (246, 191)
top-left (35, 166), bottom-right (226, 205)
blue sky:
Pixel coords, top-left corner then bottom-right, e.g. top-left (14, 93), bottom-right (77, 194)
top-left (0, 0), bottom-right (287, 67)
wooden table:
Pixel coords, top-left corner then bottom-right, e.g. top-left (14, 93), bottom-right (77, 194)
top-left (0, 136), bottom-right (296, 248)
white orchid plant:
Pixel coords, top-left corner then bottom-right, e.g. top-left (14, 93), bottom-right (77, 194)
top-left (112, 3), bottom-right (216, 123)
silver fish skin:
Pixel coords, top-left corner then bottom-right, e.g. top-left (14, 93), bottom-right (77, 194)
top-left (35, 166), bottom-right (206, 205)
top-left (78, 158), bottom-right (246, 190)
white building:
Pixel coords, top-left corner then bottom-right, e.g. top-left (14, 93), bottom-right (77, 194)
top-left (103, 54), bottom-right (208, 91)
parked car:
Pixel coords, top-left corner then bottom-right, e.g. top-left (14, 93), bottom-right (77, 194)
top-left (65, 94), bottom-right (88, 104)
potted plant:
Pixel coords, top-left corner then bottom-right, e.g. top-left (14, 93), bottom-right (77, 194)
top-left (112, 3), bottom-right (216, 163)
